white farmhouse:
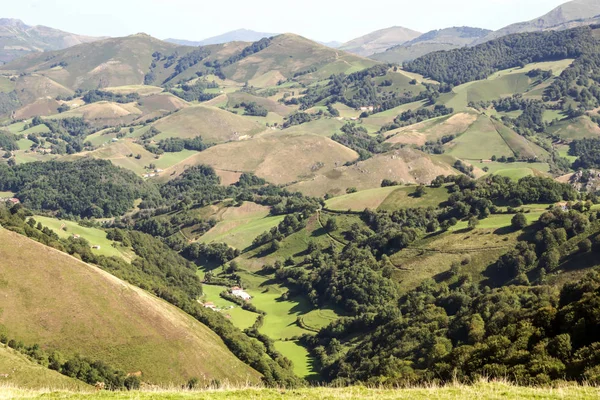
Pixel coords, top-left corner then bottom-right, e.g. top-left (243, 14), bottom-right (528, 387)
top-left (231, 286), bottom-right (252, 301)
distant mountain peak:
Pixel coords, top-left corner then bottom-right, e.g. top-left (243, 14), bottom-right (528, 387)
top-left (166, 29), bottom-right (278, 47)
top-left (339, 26), bottom-right (422, 57)
top-left (474, 0), bottom-right (600, 44)
top-left (0, 18), bottom-right (29, 29)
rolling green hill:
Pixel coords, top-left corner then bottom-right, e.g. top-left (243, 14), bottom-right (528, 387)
top-left (0, 228), bottom-right (261, 386)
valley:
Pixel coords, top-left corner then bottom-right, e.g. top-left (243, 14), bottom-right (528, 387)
top-left (2, 0), bottom-right (600, 398)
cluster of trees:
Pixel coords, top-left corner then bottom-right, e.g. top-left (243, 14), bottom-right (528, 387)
top-left (282, 112), bottom-right (315, 128)
top-left (293, 66), bottom-right (318, 78)
top-left (393, 105), bottom-right (454, 128)
top-left (275, 245), bottom-right (400, 315)
top-left (25, 116), bottom-right (95, 154)
top-left (545, 49), bottom-right (600, 111)
top-left (183, 242), bottom-right (240, 266)
top-left (0, 159), bottom-right (158, 218)
top-left (0, 334), bottom-right (139, 390)
top-left (569, 138), bottom-right (600, 169)
top-left (252, 214), bottom-right (307, 250)
top-left (148, 135), bottom-right (212, 153)
top-left (297, 65), bottom-right (439, 112)
top-left (82, 90), bottom-right (140, 104)
top-left (311, 268), bottom-right (600, 385)
top-left (404, 26), bottom-right (599, 86)
top-left (0, 131), bottom-right (19, 151)
top-left (165, 48), bottom-right (211, 83)
top-left (418, 134), bottom-right (455, 155)
top-left (169, 80), bottom-right (219, 102)
top-left (331, 123), bottom-right (389, 161)
top-left (203, 38), bottom-right (272, 80)
top-left (235, 101), bottom-right (268, 117)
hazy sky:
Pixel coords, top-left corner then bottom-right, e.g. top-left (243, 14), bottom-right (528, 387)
top-left (3, 0), bottom-right (568, 42)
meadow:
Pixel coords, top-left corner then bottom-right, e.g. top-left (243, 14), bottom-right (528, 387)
top-left (33, 216), bottom-right (133, 260)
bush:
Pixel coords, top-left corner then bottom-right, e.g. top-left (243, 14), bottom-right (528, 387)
top-left (511, 213), bottom-right (528, 230)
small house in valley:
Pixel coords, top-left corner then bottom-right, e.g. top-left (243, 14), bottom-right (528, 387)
top-left (231, 286), bottom-right (251, 301)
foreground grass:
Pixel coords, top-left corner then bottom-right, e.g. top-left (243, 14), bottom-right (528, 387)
top-left (3, 382), bottom-right (600, 399)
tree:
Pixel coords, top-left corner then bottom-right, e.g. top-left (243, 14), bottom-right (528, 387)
top-left (579, 239), bottom-right (592, 253)
top-left (511, 213), bottom-right (528, 230)
top-left (468, 216), bottom-right (479, 230)
top-left (414, 185), bottom-right (426, 198)
top-left (540, 249), bottom-right (561, 272)
top-left (325, 217), bottom-right (338, 233)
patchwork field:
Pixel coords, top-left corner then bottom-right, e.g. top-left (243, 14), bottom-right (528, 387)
top-left (385, 112), bottom-right (478, 146)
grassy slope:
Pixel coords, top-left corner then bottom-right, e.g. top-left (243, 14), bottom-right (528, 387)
top-left (2, 34), bottom-right (184, 90)
top-left (325, 185), bottom-right (449, 212)
top-left (0, 345), bottom-right (90, 391)
top-left (447, 115), bottom-right (513, 160)
top-left (547, 115), bottom-right (600, 140)
top-left (161, 130), bottom-right (358, 186)
top-left (4, 382), bottom-right (600, 399)
top-left (437, 60), bottom-right (573, 111)
top-left (152, 105), bottom-right (265, 143)
top-left (223, 34), bottom-right (378, 84)
top-left (0, 228), bottom-right (260, 385)
top-left (33, 216), bottom-right (134, 260)
top-left (289, 148), bottom-right (456, 197)
top-left (385, 112), bottom-right (478, 146)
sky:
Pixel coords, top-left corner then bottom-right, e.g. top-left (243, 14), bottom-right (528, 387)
top-left (2, 0), bottom-right (569, 43)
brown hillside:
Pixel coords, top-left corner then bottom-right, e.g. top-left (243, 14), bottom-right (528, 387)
top-left (0, 228), bottom-right (261, 385)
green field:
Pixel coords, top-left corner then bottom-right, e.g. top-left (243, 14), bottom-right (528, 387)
top-left (325, 186), bottom-right (400, 211)
top-left (474, 161), bottom-right (551, 180)
top-left (33, 216), bottom-right (133, 260)
top-left (199, 284), bottom-right (257, 331)
top-left (378, 186), bottom-right (450, 211)
top-left (0, 191), bottom-right (14, 198)
top-left (199, 212), bottom-right (284, 251)
top-left (447, 115), bottom-right (513, 160)
top-left (5, 382), bottom-right (600, 399)
top-left (325, 185), bottom-right (450, 212)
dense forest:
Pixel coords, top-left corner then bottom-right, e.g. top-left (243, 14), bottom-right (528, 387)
top-left (404, 26), bottom-right (600, 86)
top-left (0, 159), bottom-right (157, 218)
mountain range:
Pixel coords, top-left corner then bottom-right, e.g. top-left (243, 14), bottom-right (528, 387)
top-left (4, 0), bottom-right (600, 395)
top-left (0, 18), bottom-right (102, 64)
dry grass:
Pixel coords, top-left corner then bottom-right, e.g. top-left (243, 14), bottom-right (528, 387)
top-left (2, 380), bottom-right (599, 399)
top-left (152, 105), bottom-right (265, 143)
top-left (290, 148), bottom-right (455, 197)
